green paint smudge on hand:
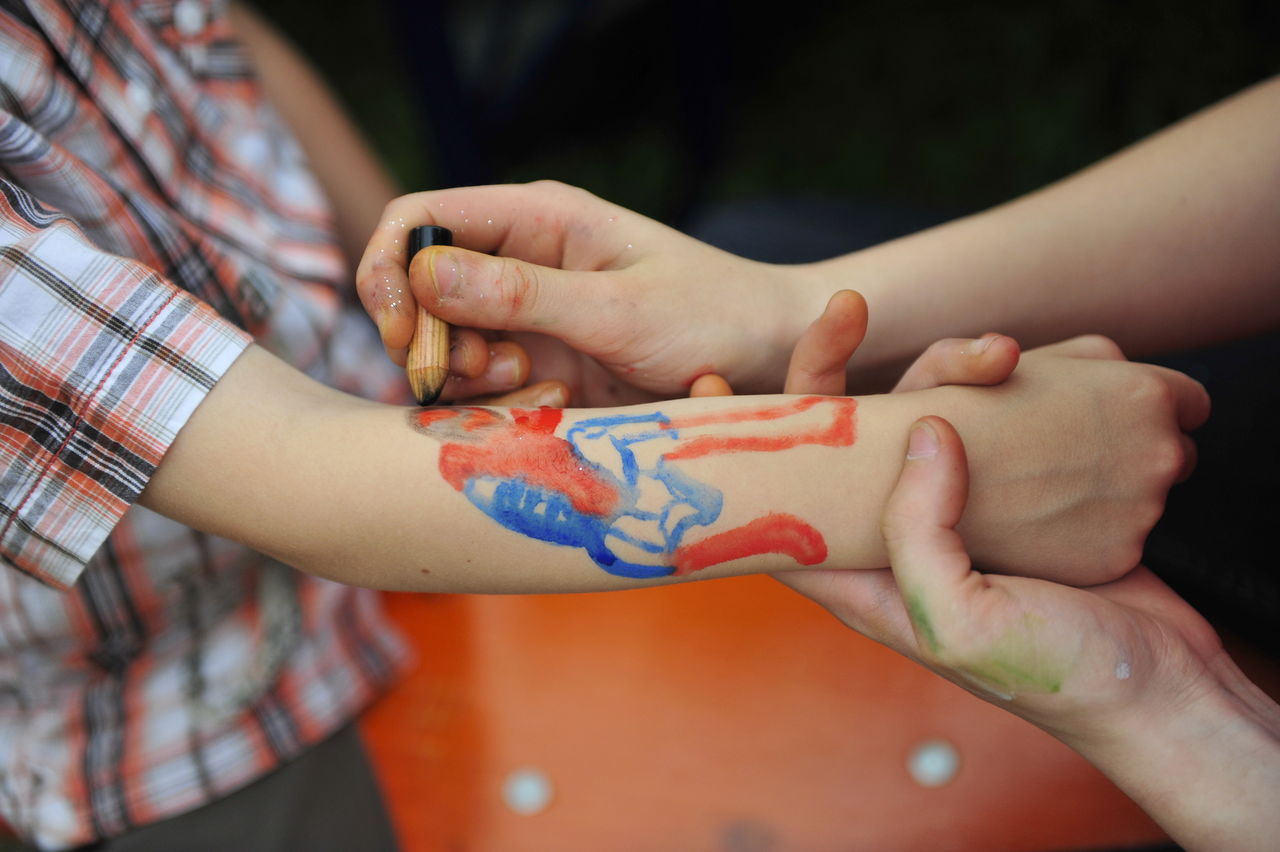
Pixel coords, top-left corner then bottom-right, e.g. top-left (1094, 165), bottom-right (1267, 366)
top-left (905, 589), bottom-right (940, 654)
top-left (961, 656), bottom-right (1063, 696)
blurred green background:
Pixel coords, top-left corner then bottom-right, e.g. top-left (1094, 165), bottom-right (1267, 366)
top-left (256, 0), bottom-right (1277, 227)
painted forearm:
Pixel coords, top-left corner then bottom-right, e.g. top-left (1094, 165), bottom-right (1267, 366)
top-left (405, 397), bottom-right (865, 585)
top-left (144, 346), bottom-right (1170, 593)
top-left (145, 347), bottom-right (928, 592)
top-left (332, 392), bottom-right (921, 592)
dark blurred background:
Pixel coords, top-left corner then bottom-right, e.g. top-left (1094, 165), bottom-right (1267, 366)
top-left (255, 0), bottom-right (1276, 233)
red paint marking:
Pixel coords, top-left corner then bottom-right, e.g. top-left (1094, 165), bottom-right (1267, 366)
top-left (672, 513), bottom-right (826, 576)
top-left (427, 411), bottom-right (620, 517)
top-left (511, 407), bottom-right (563, 433)
top-left (663, 397), bottom-right (856, 461)
top-left (413, 408), bottom-right (462, 427)
top-left (413, 407), bottom-right (502, 432)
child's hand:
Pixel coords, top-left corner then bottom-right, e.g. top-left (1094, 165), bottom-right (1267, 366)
top-left (764, 290), bottom-right (1208, 589)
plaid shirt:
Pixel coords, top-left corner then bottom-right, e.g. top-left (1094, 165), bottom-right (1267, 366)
top-left (0, 1), bottom-right (409, 847)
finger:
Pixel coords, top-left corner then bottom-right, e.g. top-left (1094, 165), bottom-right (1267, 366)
top-left (689, 374), bottom-right (734, 397)
top-left (881, 416), bottom-right (975, 654)
top-left (462, 380), bottom-right (570, 408)
top-left (1148, 365), bottom-right (1212, 432)
top-left (1175, 433), bottom-right (1198, 483)
top-left (356, 183), bottom-right (636, 356)
top-left (437, 340), bottom-right (530, 402)
top-left (1025, 336), bottom-right (1210, 430)
top-left (892, 334), bottom-right (1022, 392)
top-left (447, 327), bottom-right (494, 379)
top-left (783, 290), bottom-right (867, 395)
top-left (1029, 334), bottom-right (1126, 360)
top-left (410, 245), bottom-right (622, 348)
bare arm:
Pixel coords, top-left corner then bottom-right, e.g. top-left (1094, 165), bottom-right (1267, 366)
top-left (227, 2), bottom-right (398, 272)
top-left (137, 340), bottom-right (1202, 593)
top-left (812, 75), bottom-right (1280, 380)
top-left (358, 77), bottom-right (1280, 398)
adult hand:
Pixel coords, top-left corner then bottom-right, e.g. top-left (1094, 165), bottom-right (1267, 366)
top-left (771, 307), bottom-right (1278, 849)
top-left (356, 182), bottom-right (812, 406)
top-left (839, 413), bottom-right (1278, 852)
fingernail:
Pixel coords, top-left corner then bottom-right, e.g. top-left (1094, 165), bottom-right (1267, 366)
top-left (907, 422), bottom-right (939, 460)
top-left (537, 385), bottom-right (568, 407)
top-left (431, 249), bottom-right (463, 301)
top-left (966, 335), bottom-right (996, 355)
top-left (490, 350), bottom-right (522, 386)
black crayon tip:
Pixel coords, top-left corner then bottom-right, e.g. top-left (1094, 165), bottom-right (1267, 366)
top-left (408, 225), bottom-right (453, 257)
top-left (415, 386), bottom-right (444, 407)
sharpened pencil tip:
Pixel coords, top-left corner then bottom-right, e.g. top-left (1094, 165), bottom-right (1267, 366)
top-left (414, 386), bottom-right (443, 407)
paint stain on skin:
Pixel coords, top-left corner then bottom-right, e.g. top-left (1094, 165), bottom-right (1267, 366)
top-left (961, 657), bottom-right (1063, 696)
top-left (412, 398), bottom-right (855, 580)
top-left (904, 590), bottom-right (940, 655)
top-left (418, 408), bottom-right (621, 517)
top-left (959, 614), bottom-right (1068, 698)
top-left (672, 514), bottom-right (825, 576)
top-left (662, 397), bottom-right (856, 461)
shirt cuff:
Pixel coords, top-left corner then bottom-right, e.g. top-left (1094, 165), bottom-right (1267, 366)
top-left (1, 224), bottom-right (251, 588)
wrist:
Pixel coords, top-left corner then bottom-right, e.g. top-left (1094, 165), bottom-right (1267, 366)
top-left (803, 250), bottom-right (921, 392)
top-left (1057, 650), bottom-right (1280, 851)
top-left (734, 259), bottom-right (833, 393)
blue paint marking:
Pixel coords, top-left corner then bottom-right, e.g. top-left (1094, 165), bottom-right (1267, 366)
top-left (459, 412), bottom-right (724, 579)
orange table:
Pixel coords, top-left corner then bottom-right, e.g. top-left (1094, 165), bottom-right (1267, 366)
top-left (361, 576), bottom-right (1165, 851)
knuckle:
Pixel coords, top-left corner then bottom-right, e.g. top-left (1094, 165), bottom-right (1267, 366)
top-left (1151, 435), bottom-right (1187, 480)
top-left (528, 178), bottom-right (570, 193)
top-left (496, 256), bottom-right (541, 317)
top-left (1077, 333), bottom-right (1125, 359)
top-left (1125, 368), bottom-right (1174, 409)
top-left (527, 178), bottom-right (580, 201)
top-left (526, 178), bottom-right (600, 207)
top-left (922, 338), bottom-right (953, 364)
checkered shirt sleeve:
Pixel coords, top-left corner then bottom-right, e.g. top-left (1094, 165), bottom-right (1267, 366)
top-left (0, 182), bottom-right (250, 589)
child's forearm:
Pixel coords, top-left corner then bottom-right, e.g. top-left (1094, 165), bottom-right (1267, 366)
top-left (142, 342), bottom-right (1192, 593)
top-left (143, 346), bottom-right (919, 591)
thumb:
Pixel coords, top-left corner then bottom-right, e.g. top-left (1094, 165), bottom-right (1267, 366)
top-left (783, 289), bottom-right (867, 396)
top-left (881, 416), bottom-right (974, 654)
top-left (411, 246), bottom-right (616, 346)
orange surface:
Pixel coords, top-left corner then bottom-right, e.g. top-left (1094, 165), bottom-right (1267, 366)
top-left (361, 576), bottom-right (1166, 851)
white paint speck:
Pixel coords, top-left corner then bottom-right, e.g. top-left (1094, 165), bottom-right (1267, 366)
top-left (907, 738), bottom-right (960, 788)
top-left (503, 767), bottom-right (553, 815)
